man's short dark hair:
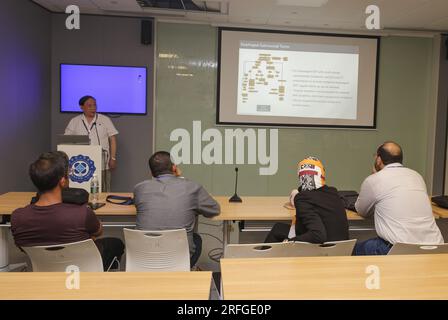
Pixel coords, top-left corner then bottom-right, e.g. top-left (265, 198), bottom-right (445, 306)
top-left (148, 151), bottom-right (173, 177)
top-left (79, 95), bottom-right (96, 106)
top-left (377, 142), bottom-right (403, 165)
top-left (29, 151), bottom-right (69, 193)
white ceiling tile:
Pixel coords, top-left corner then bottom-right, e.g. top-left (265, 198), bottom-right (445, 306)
top-left (206, 12), bottom-right (229, 23)
top-left (185, 11), bottom-right (208, 21)
top-left (30, 0), bottom-right (448, 31)
top-left (34, 0), bottom-right (101, 12)
top-left (427, 17), bottom-right (448, 30)
top-left (228, 15), bottom-right (269, 25)
top-left (91, 0), bottom-right (142, 12)
top-left (228, 0), bottom-right (274, 18)
top-left (383, 0), bottom-right (448, 30)
top-left (32, 0), bottom-right (60, 11)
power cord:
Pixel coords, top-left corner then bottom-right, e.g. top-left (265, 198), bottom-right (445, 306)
top-left (198, 232), bottom-right (224, 263)
top-left (208, 248), bottom-right (223, 263)
top-left (199, 232), bottom-right (223, 244)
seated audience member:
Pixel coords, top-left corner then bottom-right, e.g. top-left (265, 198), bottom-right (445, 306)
top-left (354, 141), bottom-right (444, 255)
top-left (265, 157), bottom-right (349, 243)
top-left (11, 151), bottom-right (124, 271)
top-left (134, 151), bottom-right (220, 267)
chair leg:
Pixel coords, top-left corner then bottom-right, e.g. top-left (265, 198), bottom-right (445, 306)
top-left (106, 256), bottom-right (120, 272)
top-left (209, 276), bottom-right (222, 300)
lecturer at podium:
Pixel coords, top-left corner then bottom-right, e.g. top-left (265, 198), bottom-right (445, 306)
top-left (64, 95), bottom-right (118, 192)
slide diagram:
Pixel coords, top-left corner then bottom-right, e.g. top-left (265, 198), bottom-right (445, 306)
top-left (240, 53), bottom-right (287, 104)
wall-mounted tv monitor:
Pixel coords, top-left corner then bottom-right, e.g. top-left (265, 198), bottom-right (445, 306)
top-left (60, 64), bottom-right (147, 115)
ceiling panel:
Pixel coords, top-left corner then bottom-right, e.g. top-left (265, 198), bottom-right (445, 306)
top-left (383, 0), bottom-right (448, 30)
top-left (185, 11), bottom-right (209, 21)
top-left (228, 15), bottom-right (269, 26)
top-left (31, 0), bottom-right (448, 32)
top-left (91, 0), bottom-right (142, 12)
top-left (428, 17), bottom-right (448, 30)
top-left (33, 0), bottom-right (60, 11)
top-left (268, 17), bottom-right (364, 30)
top-left (228, 0), bottom-right (274, 18)
top-left (34, 0), bottom-right (100, 12)
top-left (206, 12), bottom-right (229, 23)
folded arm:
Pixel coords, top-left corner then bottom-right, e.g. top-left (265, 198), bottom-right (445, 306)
top-left (355, 178), bottom-right (376, 218)
top-left (196, 186), bottom-right (220, 217)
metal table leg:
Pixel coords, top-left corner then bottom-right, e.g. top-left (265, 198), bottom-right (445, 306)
top-left (223, 220), bottom-right (231, 249)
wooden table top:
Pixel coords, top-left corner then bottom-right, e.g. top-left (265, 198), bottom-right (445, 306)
top-left (0, 192), bottom-right (137, 216)
top-left (0, 192), bottom-right (362, 220)
top-left (220, 254), bottom-right (448, 300)
top-left (2, 192), bottom-right (442, 220)
top-left (213, 196), bottom-right (363, 220)
top-left (432, 203), bottom-right (448, 218)
top-left (0, 271), bottom-right (212, 300)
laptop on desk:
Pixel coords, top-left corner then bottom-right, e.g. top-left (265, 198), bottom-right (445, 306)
top-left (56, 134), bottom-right (90, 145)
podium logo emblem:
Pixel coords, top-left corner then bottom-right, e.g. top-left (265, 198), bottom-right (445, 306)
top-left (69, 155), bottom-right (96, 183)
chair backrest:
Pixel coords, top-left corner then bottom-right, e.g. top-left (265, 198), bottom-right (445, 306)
top-left (388, 242), bottom-right (448, 255)
top-left (124, 228), bottom-right (190, 272)
top-left (291, 239), bottom-right (357, 257)
top-left (224, 239), bottom-right (356, 258)
top-left (22, 239), bottom-right (103, 272)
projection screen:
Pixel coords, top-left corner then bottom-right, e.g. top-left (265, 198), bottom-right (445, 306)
top-left (217, 28), bottom-right (380, 128)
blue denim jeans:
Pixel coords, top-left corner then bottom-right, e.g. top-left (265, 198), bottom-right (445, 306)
top-left (353, 237), bottom-right (393, 256)
top-left (190, 233), bottom-right (202, 268)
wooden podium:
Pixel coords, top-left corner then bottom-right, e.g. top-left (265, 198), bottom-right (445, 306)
top-left (57, 144), bottom-right (103, 193)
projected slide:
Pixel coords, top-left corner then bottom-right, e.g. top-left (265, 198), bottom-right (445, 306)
top-left (237, 41), bottom-right (359, 120)
top-left (218, 28), bottom-right (379, 128)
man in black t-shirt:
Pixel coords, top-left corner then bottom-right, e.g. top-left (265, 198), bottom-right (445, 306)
top-left (11, 151), bottom-right (124, 270)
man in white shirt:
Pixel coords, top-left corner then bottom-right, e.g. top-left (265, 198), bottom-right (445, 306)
top-left (64, 95), bottom-right (118, 192)
top-left (354, 141), bottom-right (443, 255)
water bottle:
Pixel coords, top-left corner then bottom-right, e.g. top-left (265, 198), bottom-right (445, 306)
top-left (90, 174), bottom-right (99, 204)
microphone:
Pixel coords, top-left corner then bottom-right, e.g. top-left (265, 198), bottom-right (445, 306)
top-left (229, 167), bottom-right (242, 203)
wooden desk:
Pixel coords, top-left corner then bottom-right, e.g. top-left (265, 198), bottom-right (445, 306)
top-left (220, 254), bottom-right (448, 300)
top-left (0, 192), bottom-right (363, 259)
top-left (0, 193), bottom-right (360, 219)
top-left (432, 203), bottom-right (448, 218)
top-left (0, 271), bottom-right (212, 300)
top-left (0, 192), bottom-right (440, 220)
top-left (212, 196), bottom-right (362, 221)
top-left (0, 192), bottom-right (135, 216)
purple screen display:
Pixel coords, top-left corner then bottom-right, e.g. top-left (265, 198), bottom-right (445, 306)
top-left (60, 64), bottom-right (147, 114)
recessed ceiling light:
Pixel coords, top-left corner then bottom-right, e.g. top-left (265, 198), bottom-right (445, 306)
top-left (110, 0), bottom-right (118, 4)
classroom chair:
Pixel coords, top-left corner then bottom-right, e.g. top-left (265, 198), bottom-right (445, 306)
top-left (22, 239), bottom-right (103, 272)
top-left (388, 242), bottom-right (448, 255)
top-left (224, 239), bottom-right (357, 258)
top-left (123, 228), bottom-right (190, 272)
